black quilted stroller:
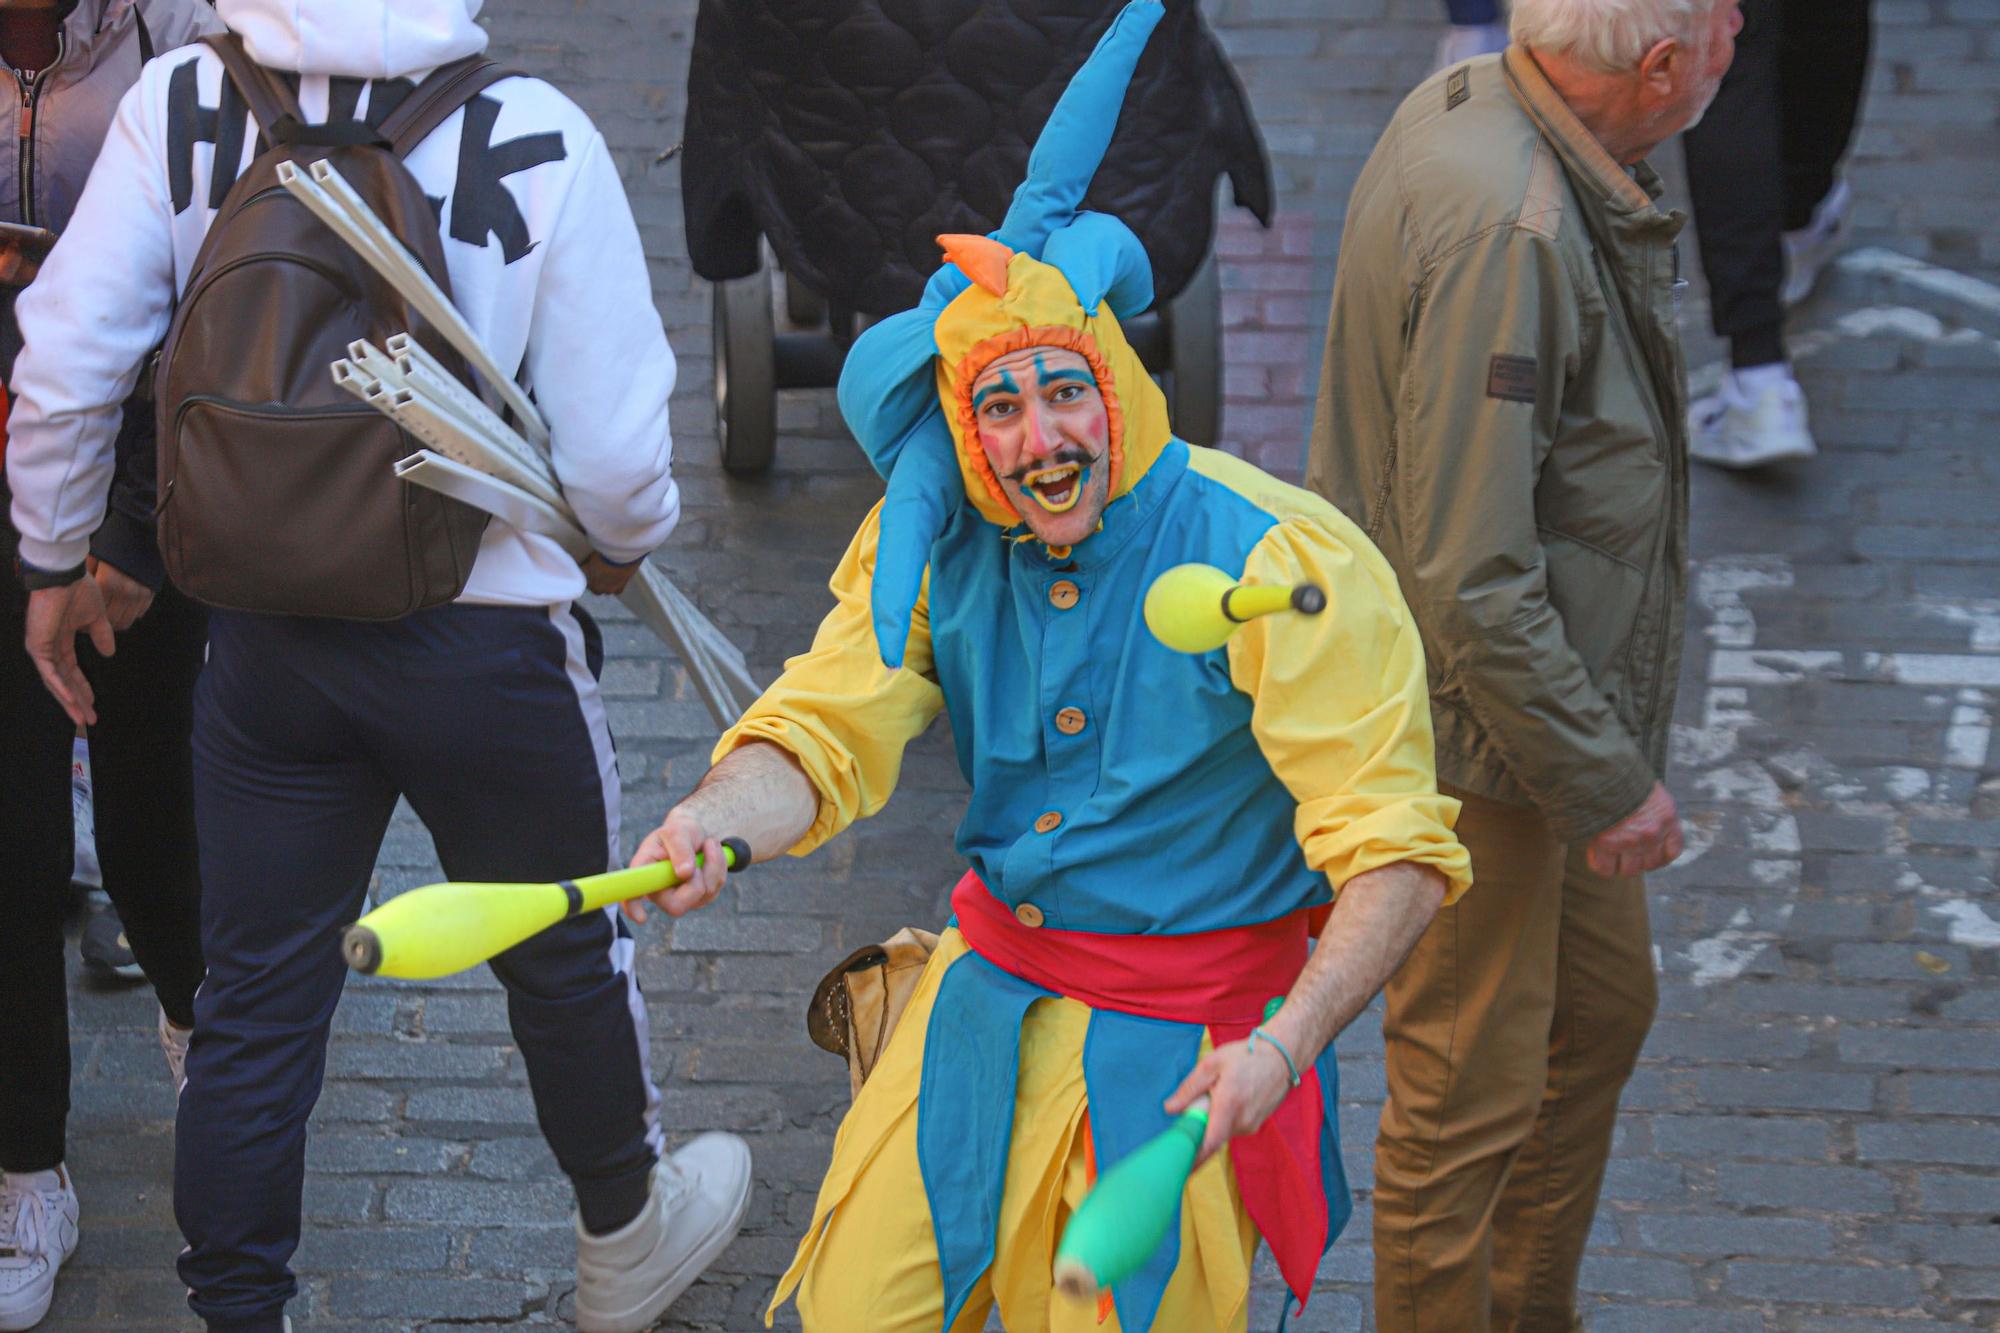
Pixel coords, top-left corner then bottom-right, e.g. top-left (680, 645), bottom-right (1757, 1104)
top-left (682, 0), bottom-right (1274, 474)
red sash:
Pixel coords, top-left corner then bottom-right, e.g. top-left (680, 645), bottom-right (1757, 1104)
top-left (951, 871), bottom-right (1330, 1309)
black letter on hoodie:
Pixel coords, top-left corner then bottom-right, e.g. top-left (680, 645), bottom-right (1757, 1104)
top-left (449, 94), bottom-right (565, 264)
top-left (166, 59), bottom-right (254, 214)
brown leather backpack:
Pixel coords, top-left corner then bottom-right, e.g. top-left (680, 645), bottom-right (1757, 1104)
top-left (156, 35), bottom-right (517, 619)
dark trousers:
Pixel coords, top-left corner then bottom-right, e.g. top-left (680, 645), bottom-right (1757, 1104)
top-left (172, 603), bottom-right (664, 1333)
top-left (0, 570), bottom-right (208, 1174)
top-left (1683, 0), bottom-right (1872, 367)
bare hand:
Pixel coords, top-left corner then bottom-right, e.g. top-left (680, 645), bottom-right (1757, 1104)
top-left (623, 806), bottom-right (730, 924)
top-left (25, 578), bottom-right (115, 727)
top-left (89, 556), bottom-right (155, 632)
top-left (1162, 1029), bottom-right (1301, 1166)
top-left (1586, 781), bottom-right (1683, 878)
top-left (581, 552), bottom-right (642, 597)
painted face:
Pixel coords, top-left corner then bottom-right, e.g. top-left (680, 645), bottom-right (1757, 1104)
top-left (969, 345), bottom-right (1113, 547)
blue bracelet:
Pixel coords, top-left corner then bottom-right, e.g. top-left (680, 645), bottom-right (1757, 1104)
top-left (1246, 1026), bottom-right (1302, 1088)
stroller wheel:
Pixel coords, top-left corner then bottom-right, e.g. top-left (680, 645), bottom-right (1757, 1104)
top-left (1164, 251), bottom-right (1221, 449)
top-left (713, 269), bottom-right (778, 475)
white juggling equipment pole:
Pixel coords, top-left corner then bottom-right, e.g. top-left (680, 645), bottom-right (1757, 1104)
top-left (287, 159), bottom-right (759, 728)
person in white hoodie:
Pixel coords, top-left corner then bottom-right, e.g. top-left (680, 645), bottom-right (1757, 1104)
top-left (5, 3), bottom-right (751, 1330)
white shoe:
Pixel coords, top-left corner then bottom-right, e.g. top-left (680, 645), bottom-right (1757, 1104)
top-left (0, 1168), bottom-right (80, 1332)
top-left (158, 1006), bottom-right (191, 1096)
top-left (1781, 177), bottom-right (1851, 307)
top-left (1690, 365), bottom-right (1818, 469)
top-left (573, 1134), bottom-right (752, 1333)
top-left (1433, 21), bottom-right (1508, 72)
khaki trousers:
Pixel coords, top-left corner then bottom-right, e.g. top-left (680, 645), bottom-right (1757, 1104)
top-left (1374, 785), bottom-right (1658, 1332)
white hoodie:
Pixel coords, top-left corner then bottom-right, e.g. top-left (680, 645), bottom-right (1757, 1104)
top-left (7, 0), bottom-right (679, 608)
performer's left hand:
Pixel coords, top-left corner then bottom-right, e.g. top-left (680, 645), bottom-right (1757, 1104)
top-left (1164, 1032), bottom-right (1301, 1167)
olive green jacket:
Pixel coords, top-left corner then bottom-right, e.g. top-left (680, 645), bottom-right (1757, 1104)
top-left (1305, 47), bottom-right (1689, 842)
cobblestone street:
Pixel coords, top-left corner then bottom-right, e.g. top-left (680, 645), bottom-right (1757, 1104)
top-left (41, 1), bottom-right (2000, 1329)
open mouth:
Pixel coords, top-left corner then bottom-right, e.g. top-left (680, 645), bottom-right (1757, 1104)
top-left (1022, 462), bottom-right (1086, 513)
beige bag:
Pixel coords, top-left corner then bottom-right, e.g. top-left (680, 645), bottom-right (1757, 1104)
top-left (807, 927), bottom-right (939, 1097)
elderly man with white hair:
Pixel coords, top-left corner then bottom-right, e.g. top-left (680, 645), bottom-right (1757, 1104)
top-left (1306, 0), bottom-right (1739, 1327)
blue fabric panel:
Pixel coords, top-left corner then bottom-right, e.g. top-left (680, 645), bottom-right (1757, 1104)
top-left (1314, 1041), bottom-right (1353, 1245)
top-left (917, 951), bottom-right (1053, 1329)
top-left (1080, 1010), bottom-right (1206, 1333)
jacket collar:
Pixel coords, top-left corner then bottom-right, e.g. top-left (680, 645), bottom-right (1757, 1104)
top-left (1502, 45), bottom-right (1666, 219)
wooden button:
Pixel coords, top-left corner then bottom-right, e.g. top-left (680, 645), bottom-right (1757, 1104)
top-left (1014, 902), bottom-right (1045, 928)
top-left (1033, 810), bottom-right (1063, 834)
top-left (1049, 580), bottom-right (1080, 610)
top-left (1046, 545), bottom-right (1072, 560)
top-left (1055, 706), bottom-right (1086, 735)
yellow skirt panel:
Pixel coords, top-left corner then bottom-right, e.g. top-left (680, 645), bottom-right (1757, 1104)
top-left (767, 928), bottom-right (1259, 1332)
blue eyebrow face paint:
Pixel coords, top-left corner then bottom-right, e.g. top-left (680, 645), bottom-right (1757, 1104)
top-left (1032, 352), bottom-right (1096, 392)
top-left (974, 367), bottom-right (1023, 411)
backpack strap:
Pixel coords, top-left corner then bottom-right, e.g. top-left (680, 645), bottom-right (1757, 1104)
top-left (378, 57), bottom-right (524, 159)
top-left (134, 8), bottom-right (154, 65)
top-left (201, 33), bottom-right (301, 141)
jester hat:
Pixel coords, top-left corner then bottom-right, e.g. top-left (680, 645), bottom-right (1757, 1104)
top-left (838, 0), bottom-right (1173, 668)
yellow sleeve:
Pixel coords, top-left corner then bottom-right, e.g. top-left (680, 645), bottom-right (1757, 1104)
top-left (1226, 514), bottom-right (1475, 904)
top-left (713, 502), bottom-right (946, 856)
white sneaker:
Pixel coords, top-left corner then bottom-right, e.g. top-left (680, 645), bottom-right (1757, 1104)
top-left (158, 1006), bottom-right (191, 1096)
top-left (1433, 21), bottom-right (1508, 72)
top-left (1690, 365), bottom-right (1818, 469)
top-left (0, 1168), bottom-right (80, 1332)
top-left (573, 1133), bottom-right (752, 1333)
top-left (1781, 177), bottom-right (1851, 307)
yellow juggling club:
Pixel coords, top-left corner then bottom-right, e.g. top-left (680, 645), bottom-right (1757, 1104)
top-left (341, 837), bottom-right (751, 979)
top-left (1142, 562), bottom-right (1327, 654)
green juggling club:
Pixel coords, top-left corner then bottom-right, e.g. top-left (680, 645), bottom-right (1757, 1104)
top-left (1053, 1095), bottom-right (1210, 1301)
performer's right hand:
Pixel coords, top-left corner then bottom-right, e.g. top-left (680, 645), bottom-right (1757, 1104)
top-left (624, 807), bottom-right (730, 924)
top-left (1164, 1035), bottom-right (1295, 1168)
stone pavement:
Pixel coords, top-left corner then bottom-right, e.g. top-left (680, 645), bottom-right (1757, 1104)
top-left (44, 1), bottom-right (2000, 1329)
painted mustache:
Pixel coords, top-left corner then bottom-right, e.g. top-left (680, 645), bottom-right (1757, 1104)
top-left (1003, 446), bottom-right (1098, 484)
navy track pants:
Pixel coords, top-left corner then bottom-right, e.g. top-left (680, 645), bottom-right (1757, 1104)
top-left (174, 604), bottom-right (663, 1333)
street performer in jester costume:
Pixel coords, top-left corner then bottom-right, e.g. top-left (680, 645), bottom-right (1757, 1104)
top-left (629, 4), bottom-right (1472, 1327)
